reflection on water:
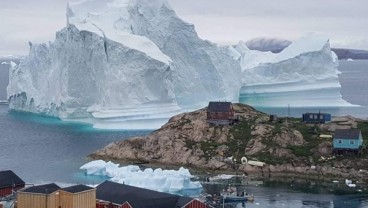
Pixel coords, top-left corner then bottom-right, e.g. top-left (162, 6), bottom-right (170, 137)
top-left (201, 176), bottom-right (368, 208)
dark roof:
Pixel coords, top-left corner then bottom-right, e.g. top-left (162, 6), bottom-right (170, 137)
top-left (334, 129), bottom-right (361, 140)
top-left (61, 184), bottom-right (95, 193)
top-left (0, 170), bottom-right (25, 188)
top-left (207, 102), bottom-right (232, 112)
top-left (175, 196), bottom-right (194, 207)
top-left (96, 181), bottom-right (197, 208)
top-left (21, 183), bottom-right (60, 194)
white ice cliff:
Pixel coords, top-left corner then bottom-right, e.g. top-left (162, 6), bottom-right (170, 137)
top-left (230, 34), bottom-right (352, 107)
top-left (80, 160), bottom-right (202, 193)
top-left (7, 0), bottom-right (241, 129)
top-left (7, 0), bottom-right (350, 129)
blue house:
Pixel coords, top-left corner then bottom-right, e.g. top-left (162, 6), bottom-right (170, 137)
top-left (333, 129), bottom-right (363, 155)
top-left (302, 112), bottom-right (331, 124)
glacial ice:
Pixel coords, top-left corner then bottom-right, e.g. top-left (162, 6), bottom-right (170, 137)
top-left (232, 34), bottom-right (352, 107)
top-left (80, 160), bottom-right (202, 193)
top-left (7, 0), bottom-right (352, 129)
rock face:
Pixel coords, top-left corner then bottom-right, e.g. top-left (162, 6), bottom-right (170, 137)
top-left (93, 104), bottom-right (368, 182)
top-left (92, 103), bottom-right (301, 170)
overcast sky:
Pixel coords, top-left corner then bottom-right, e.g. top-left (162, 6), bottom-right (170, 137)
top-left (1, 0), bottom-right (367, 55)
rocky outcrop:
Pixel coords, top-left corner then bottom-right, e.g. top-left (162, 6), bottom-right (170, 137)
top-left (93, 104), bottom-right (271, 170)
top-left (92, 104), bottom-right (368, 182)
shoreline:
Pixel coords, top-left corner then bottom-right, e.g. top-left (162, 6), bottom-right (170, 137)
top-left (89, 153), bottom-right (368, 185)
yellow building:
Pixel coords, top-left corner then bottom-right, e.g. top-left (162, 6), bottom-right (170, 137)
top-left (17, 183), bottom-right (60, 208)
top-left (59, 184), bottom-right (96, 208)
top-left (17, 183), bottom-right (96, 208)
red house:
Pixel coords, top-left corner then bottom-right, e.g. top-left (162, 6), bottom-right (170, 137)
top-left (0, 170), bottom-right (25, 197)
top-left (207, 102), bottom-right (235, 125)
top-left (96, 181), bottom-right (212, 208)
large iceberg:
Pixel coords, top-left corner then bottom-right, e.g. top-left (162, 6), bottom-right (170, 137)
top-left (7, 0), bottom-right (350, 129)
top-left (230, 34), bottom-right (352, 107)
top-left (80, 160), bottom-right (202, 193)
top-left (7, 0), bottom-right (240, 129)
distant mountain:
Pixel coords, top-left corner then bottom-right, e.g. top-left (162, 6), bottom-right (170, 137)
top-left (332, 48), bottom-right (368, 60)
top-left (246, 38), bottom-right (368, 60)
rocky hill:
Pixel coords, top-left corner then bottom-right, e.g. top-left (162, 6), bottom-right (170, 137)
top-left (92, 104), bottom-right (368, 182)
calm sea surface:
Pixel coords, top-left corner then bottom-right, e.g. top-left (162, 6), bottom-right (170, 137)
top-left (0, 60), bottom-right (368, 207)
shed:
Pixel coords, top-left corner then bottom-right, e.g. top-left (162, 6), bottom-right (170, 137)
top-left (0, 170), bottom-right (25, 197)
top-left (302, 112), bottom-right (331, 124)
top-left (207, 102), bottom-right (235, 125)
top-left (59, 184), bottom-right (96, 208)
top-left (16, 183), bottom-right (60, 208)
top-left (96, 181), bottom-right (211, 208)
top-left (333, 129), bottom-right (363, 153)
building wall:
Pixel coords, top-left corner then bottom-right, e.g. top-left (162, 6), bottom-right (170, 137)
top-left (184, 199), bottom-right (209, 208)
top-left (207, 111), bottom-right (234, 120)
top-left (333, 137), bottom-right (362, 149)
top-left (0, 185), bottom-right (24, 197)
top-left (302, 113), bottom-right (331, 123)
top-left (17, 192), bottom-right (59, 208)
top-left (59, 190), bottom-right (96, 208)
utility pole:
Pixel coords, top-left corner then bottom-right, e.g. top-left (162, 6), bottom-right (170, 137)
top-left (285, 104), bottom-right (290, 126)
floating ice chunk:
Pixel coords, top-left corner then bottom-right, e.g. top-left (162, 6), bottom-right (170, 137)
top-left (347, 58), bottom-right (354, 61)
top-left (1, 62), bottom-right (7, 65)
top-left (210, 174), bottom-right (236, 181)
top-left (80, 160), bottom-right (202, 193)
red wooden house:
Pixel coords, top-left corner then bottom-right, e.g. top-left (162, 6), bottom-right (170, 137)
top-left (207, 102), bottom-right (235, 125)
top-left (96, 181), bottom-right (212, 208)
top-left (0, 170), bottom-right (25, 197)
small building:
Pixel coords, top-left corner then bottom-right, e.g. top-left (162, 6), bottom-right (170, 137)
top-left (269, 115), bottom-right (278, 122)
top-left (59, 184), bottom-right (96, 208)
top-left (0, 170), bottom-right (25, 198)
top-left (17, 183), bottom-right (60, 208)
top-left (207, 102), bottom-right (235, 125)
top-left (333, 129), bottom-right (363, 155)
top-left (302, 112), bottom-right (331, 124)
top-left (96, 181), bottom-right (211, 208)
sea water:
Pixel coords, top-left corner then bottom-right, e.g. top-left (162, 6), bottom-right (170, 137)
top-left (0, 60), bottom-right (368, 207)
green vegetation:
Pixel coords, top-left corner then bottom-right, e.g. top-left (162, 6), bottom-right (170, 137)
top-left (357, 121), bottom-right (368, 157)
top-left (228, 119), bottom-right (254, 160)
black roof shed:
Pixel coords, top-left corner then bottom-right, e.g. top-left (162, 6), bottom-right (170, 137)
top-left (96, 181), bottom-right (196, 208)
top-left (0, 170), bottom-right (25, 188)
top-left (334, 129), bottom-right (361, 140)
top-left (207, 102), bottom-right (232, 112)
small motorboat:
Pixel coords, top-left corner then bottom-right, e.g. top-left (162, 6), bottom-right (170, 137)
top-left (220, 190), bottom-right (254, 203)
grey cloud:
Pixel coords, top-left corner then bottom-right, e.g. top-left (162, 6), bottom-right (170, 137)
top-left (0, 0), bottom-right (367, 55)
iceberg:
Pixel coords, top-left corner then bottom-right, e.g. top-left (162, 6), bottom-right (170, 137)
top-left (231, 34), bottom-right (352, 107)
top-left (7, 0), bottom-right (351, 129)
top-left (80, 160), bottom-right (202, 193)
top-left (7, 0), bottom-right (240, 129)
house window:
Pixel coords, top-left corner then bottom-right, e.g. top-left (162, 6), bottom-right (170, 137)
top-left (309, 115), bottom-right (313, 119)
top-left (350, 140), bottom-right (354, 145)
top-left (338, 139), bottom-right (342, 144)
top-left (320, 115), bottom-right (324, 119)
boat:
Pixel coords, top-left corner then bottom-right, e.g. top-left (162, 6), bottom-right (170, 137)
top-left (0, 100), bottom-right (8, 105)
top-left (221, 192), bottom-right (254, 203)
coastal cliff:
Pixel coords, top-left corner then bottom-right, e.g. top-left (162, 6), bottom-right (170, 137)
top-left (92, 104), bottom-right (368, 182)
